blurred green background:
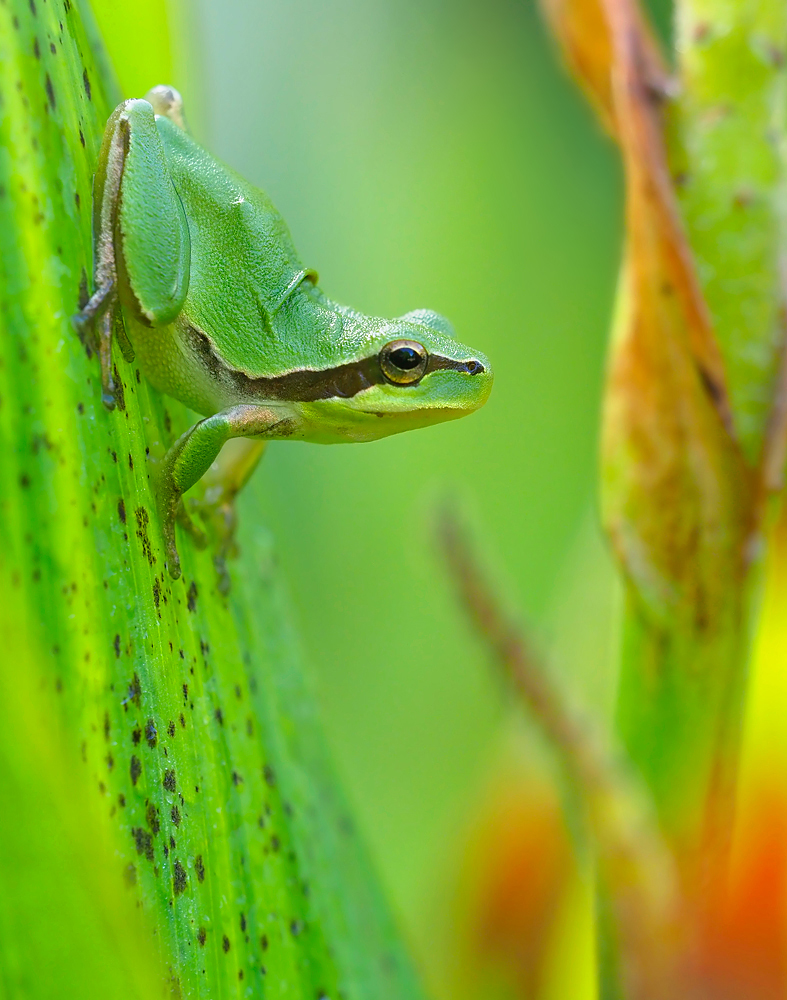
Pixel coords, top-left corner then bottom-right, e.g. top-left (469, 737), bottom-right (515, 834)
top-left (95, 0), bottom-right (621, 991)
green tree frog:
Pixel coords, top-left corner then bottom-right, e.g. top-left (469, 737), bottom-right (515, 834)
top-left (74, 87), bottom-right (493, 580)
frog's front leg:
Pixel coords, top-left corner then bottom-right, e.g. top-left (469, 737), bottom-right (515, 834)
top-left (158, 406), bottom-right (286, 580)
top-left (72, 94), bottom-right (190, 408)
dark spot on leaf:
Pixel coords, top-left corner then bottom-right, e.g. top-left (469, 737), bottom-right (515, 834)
top-left (78, 127), bottom-right (85, 147)
top-left (171, 805), bottom-right (181, 826)
top-left (167, 720), bottom-right (176, 738)
top-left (145, 718), bottom-right (158, 748)
top-left (214, 708), bottom-right (224, 726)
top-left (49, 41), bottom-right (56, 54)
top-left (263, 764), bottom-right (275, 787)
top-left (179, 713), bottom-right (186, 728)
top-left (132, 826), bottom-right (154, 861)
top-left (163, 769), bottom-right (176, 792)
top-left (173, 859), bottom-right (187, 895)
top-left (146, 802), bottom-right (160, 835)
top-left (33, 37), bottom-right (39, 59)
top-left (118, 497), bottom-right (126, 524)
top-left (103, 712), bottom-right (110, 741)
top-left (132, 727), bottom-right (141, 745)
top-left (153, 579), bottom-right (161, 608)
top-left (232, 771), bottom-right (243, 786)
top-left (195, 855), bottom-right (205, 882)
top-left (222, 935), bottom-right (230, 953)
top-left (82, 67), bottom-right (91, 99)
top-left (187, 581), bottom-right (198, 612)
top-left (113, 633), bottom-right (121, 657)
top-left (44, 73), bottom-right (54, 109)
top-left (197, 927), bottom-right (206, 947)
top-left (135, 507), bottom-right (155, 565)
top-left (112, 364), bottom-right (125, 410)
top-left (260, 934), bottom-right (268, 951)
top-left (118, 794), bottom-right (126, 807)
top-left (29, 0), bottom-right (36, 14)
top-left (126, 672), bottom-right (142, 709)
top-left (270, 836), bottom-right (280, 853)
top-left (130, 755), bottom-right (141, 785)
top-left (290, 920), bottom-right (302, 936)
top-left (19, 473), bottom-right (30, 489)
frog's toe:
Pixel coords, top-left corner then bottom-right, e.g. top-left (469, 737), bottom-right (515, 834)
top-left (166, 539), bottom-right (182, 580)
top-left (159, 504), bottom-right (182, 579)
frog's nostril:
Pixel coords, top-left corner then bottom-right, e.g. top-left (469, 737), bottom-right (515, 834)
top-left (465, 359), bottom-right (484, 375)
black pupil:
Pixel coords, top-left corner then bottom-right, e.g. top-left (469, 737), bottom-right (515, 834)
top-left (389, 347), bottom-right (421, 370)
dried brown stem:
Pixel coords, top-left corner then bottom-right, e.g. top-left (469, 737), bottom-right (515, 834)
top-left (438, 509), bottom-right (684, 1000)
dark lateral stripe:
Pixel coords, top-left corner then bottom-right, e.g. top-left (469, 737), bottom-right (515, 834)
top-left (187, 325), bottom-right (482, 403)
top-left (426, 354), bottom-right (484, 376)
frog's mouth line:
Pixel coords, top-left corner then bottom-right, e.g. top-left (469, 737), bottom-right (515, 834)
top-left (186, 323), bottom-right (484, 403)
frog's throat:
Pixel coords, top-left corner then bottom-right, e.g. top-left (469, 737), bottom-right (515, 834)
top-left (186, 324), bottom-right (483, 402)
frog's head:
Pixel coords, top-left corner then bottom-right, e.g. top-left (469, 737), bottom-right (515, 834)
top-left (297, 308), bottom-right (493, 443)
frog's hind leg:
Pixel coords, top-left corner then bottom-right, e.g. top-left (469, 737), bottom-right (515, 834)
top-left (73, 97), bottom-right (191, 409)
top-left (72, 102), bottom-right (128, 408)
top-left (73, 283), bottom-right (122, 409)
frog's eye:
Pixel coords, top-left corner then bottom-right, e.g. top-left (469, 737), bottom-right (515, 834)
top-left (380, 340), bottom-right (428, 385)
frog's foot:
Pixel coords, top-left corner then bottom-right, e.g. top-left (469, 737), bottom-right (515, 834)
top-left (156, 408), bottom-right (274, 580)
top-left (72, 282), bottom-right (120, 409)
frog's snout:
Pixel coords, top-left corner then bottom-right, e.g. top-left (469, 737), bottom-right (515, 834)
top-left (456, 349), bottom-right (493, 412)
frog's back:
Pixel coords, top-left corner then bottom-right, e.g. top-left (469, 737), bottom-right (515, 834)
top-left (155, 115), bottom-right (309, 376)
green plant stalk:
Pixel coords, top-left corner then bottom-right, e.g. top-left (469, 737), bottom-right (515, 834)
top-left (614, 588), bottom-right (755, 884)
top-left (613, 0), bottom-right (787, 885)
top-left (0, 2), bottom-right (427, 998)
top-left (668, 0), bottom-right (787, 461)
